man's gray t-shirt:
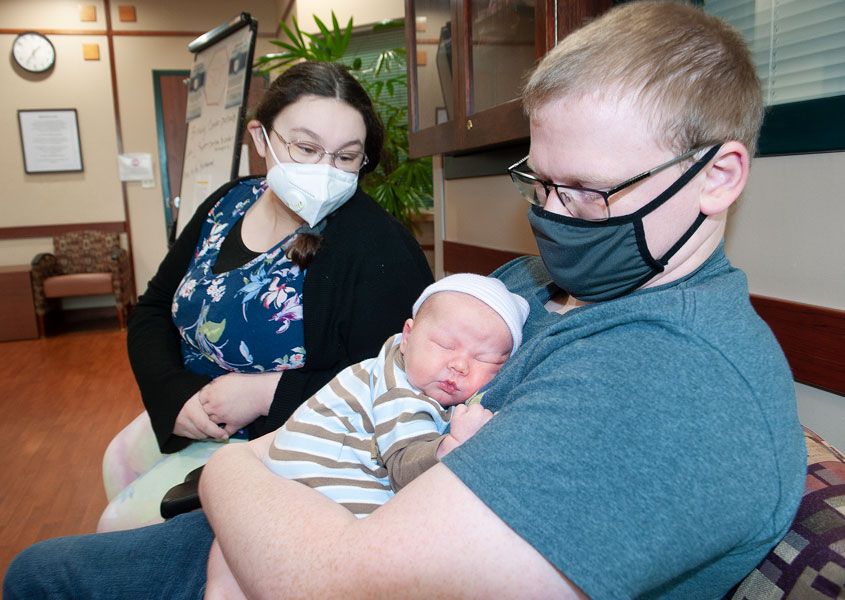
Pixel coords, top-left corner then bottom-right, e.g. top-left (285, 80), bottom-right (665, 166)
top-left (442, 248), bottom-right (805, 599)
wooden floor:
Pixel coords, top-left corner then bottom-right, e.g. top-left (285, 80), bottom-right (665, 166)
top-left (0, 318), bottom-right (142, 582)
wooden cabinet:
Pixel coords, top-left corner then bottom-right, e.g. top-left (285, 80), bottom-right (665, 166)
top-left (0, 265), bottom-right (39, 341)
top-left (405, 0), bottom-right (611, 158)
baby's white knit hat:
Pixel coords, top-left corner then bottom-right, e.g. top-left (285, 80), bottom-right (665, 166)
top-left (412, 273), bottom-right (530, 356)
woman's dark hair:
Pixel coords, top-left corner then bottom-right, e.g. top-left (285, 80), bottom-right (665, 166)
top-left (255, 61), bottom-right (384, 175)
top-left (254, 62), bottom-right (385, 268)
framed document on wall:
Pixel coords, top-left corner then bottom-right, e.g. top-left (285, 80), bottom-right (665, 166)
top-left (17, 109), bottom-right (84, 174)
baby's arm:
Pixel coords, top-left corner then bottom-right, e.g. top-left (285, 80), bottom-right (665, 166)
top-left (205, 538), bottom-right (248, 600)
top-left (382, 402), bottom-right (494, 490)
top-left (384, 437), bottom-right (443, 491)
top-left (435, 402), bottom-right (493, 459)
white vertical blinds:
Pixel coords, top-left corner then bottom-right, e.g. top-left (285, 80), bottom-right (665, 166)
top-left (704, 0), bottom-right (845, 105)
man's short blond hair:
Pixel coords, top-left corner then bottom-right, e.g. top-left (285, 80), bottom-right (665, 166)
top-left (523, 0), bottom-right (764, 156)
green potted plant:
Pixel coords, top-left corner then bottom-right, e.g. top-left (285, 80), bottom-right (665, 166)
top-left (256, 13), bottom-right (433, 232)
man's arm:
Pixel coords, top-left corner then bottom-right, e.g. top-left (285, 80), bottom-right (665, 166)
top-left (200, 436), bottom-right (585, 599)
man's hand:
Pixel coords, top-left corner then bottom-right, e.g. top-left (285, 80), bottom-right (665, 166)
top-left (436, 403), bottom-right (493, 459)
top-left (205, 538), bottom-right (248, 600)
top-left (174, 392), bottom-right (228, 441)
top-left (198, 372), bottom-right (282, 436)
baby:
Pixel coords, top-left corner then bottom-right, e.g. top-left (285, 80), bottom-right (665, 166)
top-left (205, 273), bottom-right (529, 598)
top-left (264, 272), bottom-right (530, 516)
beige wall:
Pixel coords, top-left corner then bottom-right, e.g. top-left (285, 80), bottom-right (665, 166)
top-left (0, 26), bottom-right (122, 261)
top-left (443, 177), bottom-right (536, 255)
top-left (725, 152), bottom-right (845, 310)
top-left (1, 0), bottom-right (282, 294)
top-left (296, 0), bottom-right (404, 32)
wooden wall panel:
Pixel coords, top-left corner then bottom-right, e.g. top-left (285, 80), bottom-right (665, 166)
top-left (750, 296), bottom-right (845, 396)
top-left (0, 222), bottom-right (127, 240)
top-left (0, 266), bottom-right (39, 341)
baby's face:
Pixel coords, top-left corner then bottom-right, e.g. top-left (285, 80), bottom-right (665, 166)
top-left (400, 292), bottom-right (512, 406)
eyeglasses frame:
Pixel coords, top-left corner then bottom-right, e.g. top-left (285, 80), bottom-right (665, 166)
top-left (507, 145), bottom-right (714, 220)
top-left (271, 128), bottom-right (369, 172)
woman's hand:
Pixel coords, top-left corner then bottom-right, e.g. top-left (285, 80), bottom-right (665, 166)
top-left (174, 392), bottom-right (229, 441)
top-left (436, 403), bottom-right (494, 459)
top-left (198, 372), bottom-right (282, 436)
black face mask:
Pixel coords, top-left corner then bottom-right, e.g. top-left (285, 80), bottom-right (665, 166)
top-left (528, 145), bottom-right (720, 302)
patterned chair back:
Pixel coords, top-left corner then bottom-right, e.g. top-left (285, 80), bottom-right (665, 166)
top-left (54, 230), bottom-right (121, 275)
top-left (726, 427), bottom-right (845, 598)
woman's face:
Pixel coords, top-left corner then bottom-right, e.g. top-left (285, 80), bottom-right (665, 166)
top-left (259, 95), bottom-right (367, 172)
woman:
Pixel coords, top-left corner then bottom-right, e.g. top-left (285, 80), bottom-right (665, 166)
top-left (100, 61), bottom-right (433, 530)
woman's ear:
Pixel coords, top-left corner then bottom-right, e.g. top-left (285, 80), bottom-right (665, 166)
top-left (247, 120), bottom-right (267, 158)
top-left (700, 141), bottom-right (750, 216)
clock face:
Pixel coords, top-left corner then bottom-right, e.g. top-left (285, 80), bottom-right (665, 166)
top-left (13, 32), bottom-right (56, 73)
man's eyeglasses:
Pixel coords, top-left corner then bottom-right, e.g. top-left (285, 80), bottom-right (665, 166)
top-left (508, 146), bottom-right (714, 221)
top-left (272, 129), bottom-right (368, 173)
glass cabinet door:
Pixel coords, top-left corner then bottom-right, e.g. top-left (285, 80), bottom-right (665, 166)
top-left (412, 0), bottom-right (456, 131)
top-left (406, 0), bottom-right (612, 157)
top-left (469, 0), bottom-right (537, 115)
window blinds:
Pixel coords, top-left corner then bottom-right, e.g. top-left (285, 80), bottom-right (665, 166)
top-left (704, 0), bottom-right (845, 106)
top-left (345, 26), bottom-right (408, 112)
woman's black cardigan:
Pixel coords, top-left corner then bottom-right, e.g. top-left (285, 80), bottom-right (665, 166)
top-left (127, 178), bottom-right (434, 453)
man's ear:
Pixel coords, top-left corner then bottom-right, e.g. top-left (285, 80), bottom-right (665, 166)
top-left (247, 120), bottom-right (267, 158)
top-left (399, 318), bottom-right (414, 354)
top-left (700, 141), bottom-right (750, 216)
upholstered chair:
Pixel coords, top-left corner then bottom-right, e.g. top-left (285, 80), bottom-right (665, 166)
top-left (30, 230), bottom-right (132, 334)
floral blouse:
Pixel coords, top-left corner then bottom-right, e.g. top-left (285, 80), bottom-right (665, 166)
top-left (172, 180), bottom-right (306, 379)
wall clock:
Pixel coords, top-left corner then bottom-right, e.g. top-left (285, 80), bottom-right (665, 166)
top-left (12, 32), bottom-right (56, 73)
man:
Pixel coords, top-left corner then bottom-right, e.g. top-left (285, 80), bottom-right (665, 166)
top-left (5, 2), bottom-right (804, 598)
top-left (200, 2), bottom-right (804, 597)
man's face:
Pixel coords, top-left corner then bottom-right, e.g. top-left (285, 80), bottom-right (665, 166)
top-left (400, 293), bottom-right (512, 407)
top-left (527, 93), bottom-right (714, 283)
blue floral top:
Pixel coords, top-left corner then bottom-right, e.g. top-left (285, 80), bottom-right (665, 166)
top-left (172, 180), bottom-right (306, 379)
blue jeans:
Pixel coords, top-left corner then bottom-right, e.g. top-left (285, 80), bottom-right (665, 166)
top-left (3, 511), bottom-right (213, 599)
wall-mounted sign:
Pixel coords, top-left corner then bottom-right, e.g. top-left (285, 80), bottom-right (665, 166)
top-left (118, 152), bottom-right (154, 182)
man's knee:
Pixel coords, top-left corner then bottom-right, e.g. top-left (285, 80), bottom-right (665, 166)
top-left (3, 539), bottom-right (68, 599)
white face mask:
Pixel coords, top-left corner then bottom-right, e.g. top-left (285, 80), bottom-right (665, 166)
top-left (261, 126), bottom-right (359, 227)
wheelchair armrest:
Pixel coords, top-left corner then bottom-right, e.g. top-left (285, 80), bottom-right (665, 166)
top-left (160, 465), bottom-right (204, 519)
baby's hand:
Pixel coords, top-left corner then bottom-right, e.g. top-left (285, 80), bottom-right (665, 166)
top-left (436, 403), bottom-right (493, 459)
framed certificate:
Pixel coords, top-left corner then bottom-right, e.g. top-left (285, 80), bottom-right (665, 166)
top-left (17, 109), bottom-right (84, 174)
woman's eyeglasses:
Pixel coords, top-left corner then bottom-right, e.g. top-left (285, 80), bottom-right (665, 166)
top-left (272, 128), bottom-right (368, 173)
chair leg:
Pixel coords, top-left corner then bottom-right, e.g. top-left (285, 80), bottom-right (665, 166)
top-left (117, 304), bottom-right (127, 330)
top-left (36, 313), bottom-right (46, 337)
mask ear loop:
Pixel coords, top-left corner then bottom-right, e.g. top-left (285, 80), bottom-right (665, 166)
top-left (261, 126), bottom-right (284, 166)
top-left (630, 144), bottom-right (722, 268)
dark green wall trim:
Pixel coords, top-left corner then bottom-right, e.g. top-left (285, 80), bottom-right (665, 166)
top-left (758, 96), bottom-right (845, 156)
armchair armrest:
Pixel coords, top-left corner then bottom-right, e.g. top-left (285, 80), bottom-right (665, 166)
top-left (30, 253), bottom-right (60, 314)
top-left (108, 248), bottom-right (132, 305)
top-left (31, 252), bottom-right (59, 274)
